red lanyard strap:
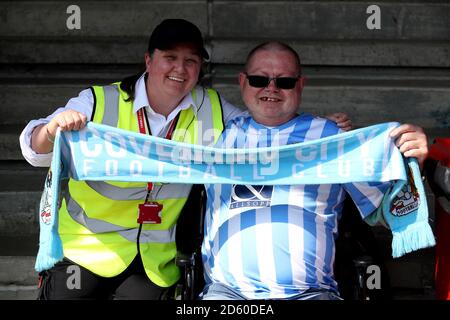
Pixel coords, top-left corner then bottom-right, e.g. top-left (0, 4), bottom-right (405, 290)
top-left (137, 108), bottom-right (178, 139)
top-left (137, 108), bottom-right (147, 135)
top-left (137, 107), bottom-right (179, 193)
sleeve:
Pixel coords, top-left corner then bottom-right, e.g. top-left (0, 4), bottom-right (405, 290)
top-left (343, 181), bottom-right (392, 219)
top-left (19, 88), bottom-right (94, 167)
top-left (220, 96), bottom-right (245, 123)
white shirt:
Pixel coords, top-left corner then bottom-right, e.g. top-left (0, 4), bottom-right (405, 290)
top-left (20, 73), bottom-right (243, 167)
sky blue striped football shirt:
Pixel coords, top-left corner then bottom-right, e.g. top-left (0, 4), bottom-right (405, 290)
top-left (202, 113), bottom-right (391, 299)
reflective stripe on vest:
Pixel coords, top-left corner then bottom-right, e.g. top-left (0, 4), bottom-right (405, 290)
top-left (65, 192), bottom-right (176, 243)
top-left (191, 87), bottom-right (223, 146)
top-left (102, 85), bottom-right (119, 126)
top-left (85, 181), bottom-right (192, 201)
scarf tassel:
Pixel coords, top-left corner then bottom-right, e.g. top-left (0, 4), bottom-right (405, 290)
top-left (391, 221), bottom-right (436, 258)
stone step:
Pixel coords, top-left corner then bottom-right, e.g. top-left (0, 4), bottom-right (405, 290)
top-left (0, 256), bottom-right (38, 286)
top-left (0, 163), bottom-right (47, 237)
top-left (0, 64), bottom-right (142, 82)
top-left (1, 63), bottom-right (448, 85)
top-left (210, 39), bottom-right (450, 67)
top-left (0, 236), bottom-right (41, 300)
top-left (2, 2), bottom-right (448, 40)
top-left (0, 285), bottom-right (38, 300)
top-left (1, 78), bottom-right (449, 127)
top-left (4, 64), bottom-right (450, 82)
top-left (0, 84), bottom-right (91, 126)
top-left (0, 1), bottom-right (207, 38)
top-left (213, 65), bottom-right (450, 82)
top-left (0, 191), bottom-right (41, 237)
top-left (0, 125), bottom-right (23, 160)
top-left (0, 235), bottom-right (39, 257)
top-left (2, 37), bottom-right (449, 67)
top-left (0, 160), bottom-right (47, 191)
top-left (1, 64), bottom-right (448, 129)
top-left (211, 2), bottom-right (450, 41)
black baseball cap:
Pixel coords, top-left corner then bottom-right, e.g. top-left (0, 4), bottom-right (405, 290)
top-left (148, 19), bottom-right (209, 60)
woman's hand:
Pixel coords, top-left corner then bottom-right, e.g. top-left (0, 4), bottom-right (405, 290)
top-left (31, 109), bottom-right (87, 154)
top-left (326, 112), bottom-right (352, 132)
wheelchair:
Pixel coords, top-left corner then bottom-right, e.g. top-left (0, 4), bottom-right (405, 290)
top-left (174, 187), bottom-right (391, 300)
top-left (173, 184), bottom-right (207, 300)
top-left (334, 197), bottom-right (392, 300)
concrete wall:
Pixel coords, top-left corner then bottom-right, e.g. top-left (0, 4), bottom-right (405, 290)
top-left (0, 0), bottom-right (448, 299)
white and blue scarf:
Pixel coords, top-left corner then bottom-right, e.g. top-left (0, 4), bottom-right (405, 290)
top-left (36, 121), bottom-right (435, 271)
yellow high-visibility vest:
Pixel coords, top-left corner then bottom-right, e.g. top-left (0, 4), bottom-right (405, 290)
top-left (58, 82), bottom-right (224, 287)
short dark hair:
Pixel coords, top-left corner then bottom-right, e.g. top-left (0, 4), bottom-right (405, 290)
top-left (245, 41), bottom-right (302, 75)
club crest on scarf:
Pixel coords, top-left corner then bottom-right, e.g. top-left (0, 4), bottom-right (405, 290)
top-left (390, 167), bottom-right (420, 217)
top-left (39, 170), bottom-right (53, 225)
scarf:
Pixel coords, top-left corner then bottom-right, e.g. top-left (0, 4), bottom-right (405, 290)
top-left (35, 121), bottom-right (435, 271)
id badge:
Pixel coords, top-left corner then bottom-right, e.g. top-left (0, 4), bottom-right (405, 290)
top-left (137, 202), bottom-right (163, 224)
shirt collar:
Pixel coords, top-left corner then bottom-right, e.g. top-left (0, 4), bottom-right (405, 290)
top-left (132, 73), bottom-right (150, 114)
top-left (132, 73), bottom-right (197, 116)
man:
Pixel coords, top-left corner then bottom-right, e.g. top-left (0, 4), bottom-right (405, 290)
top-left (200, 42), bottom-right (428, 300)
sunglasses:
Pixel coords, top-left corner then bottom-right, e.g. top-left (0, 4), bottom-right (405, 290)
top-left (245, 73), bottom-right (300, 90)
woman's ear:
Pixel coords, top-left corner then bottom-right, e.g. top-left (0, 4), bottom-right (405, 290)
top-left (197, 61), bottom-right (209, 84)
top-left (144, 52), bottom-right (152, 72)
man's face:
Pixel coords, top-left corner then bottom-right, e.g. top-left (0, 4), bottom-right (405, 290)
top-left (239, 49), bottom-right (304, 126)
top-left (145, 43), bottom-right (202, 110)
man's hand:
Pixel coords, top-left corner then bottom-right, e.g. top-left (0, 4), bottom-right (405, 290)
top-left (326, 112), bottom-right (352, 131)
top-left (390, 124), bottom-right (428, 169)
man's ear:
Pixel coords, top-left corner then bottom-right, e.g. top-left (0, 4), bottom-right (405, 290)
top-left (238, 72), bottom-right (247, 90)
top-left (298, 76), bottom-right (306, 89)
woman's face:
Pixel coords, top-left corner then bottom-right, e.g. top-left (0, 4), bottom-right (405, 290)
top-left (145, 43), bottom-right (202, 109)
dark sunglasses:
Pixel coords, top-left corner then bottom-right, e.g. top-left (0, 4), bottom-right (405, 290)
top-left (245, 73), bottom-right (300, 90)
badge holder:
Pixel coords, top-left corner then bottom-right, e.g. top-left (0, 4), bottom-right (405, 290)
top-left (137, 183), bottom-right (163, 224)
top-left (137, 202), bottom-right (163, 224)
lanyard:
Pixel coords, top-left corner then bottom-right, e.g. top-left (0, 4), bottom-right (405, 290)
top-left (136, 107), bottom-right (178, 195)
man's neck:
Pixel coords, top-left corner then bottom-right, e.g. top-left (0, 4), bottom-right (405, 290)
top-left (252, 114), bottom-right (298, 127)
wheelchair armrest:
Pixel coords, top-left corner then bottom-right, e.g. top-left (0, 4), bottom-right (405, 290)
top-left (353, 255), bottom-right (373, 268)
top-left (175, 252), bottom-right (195, 268)
top-left (174, 251), bottom-right (197, 300)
